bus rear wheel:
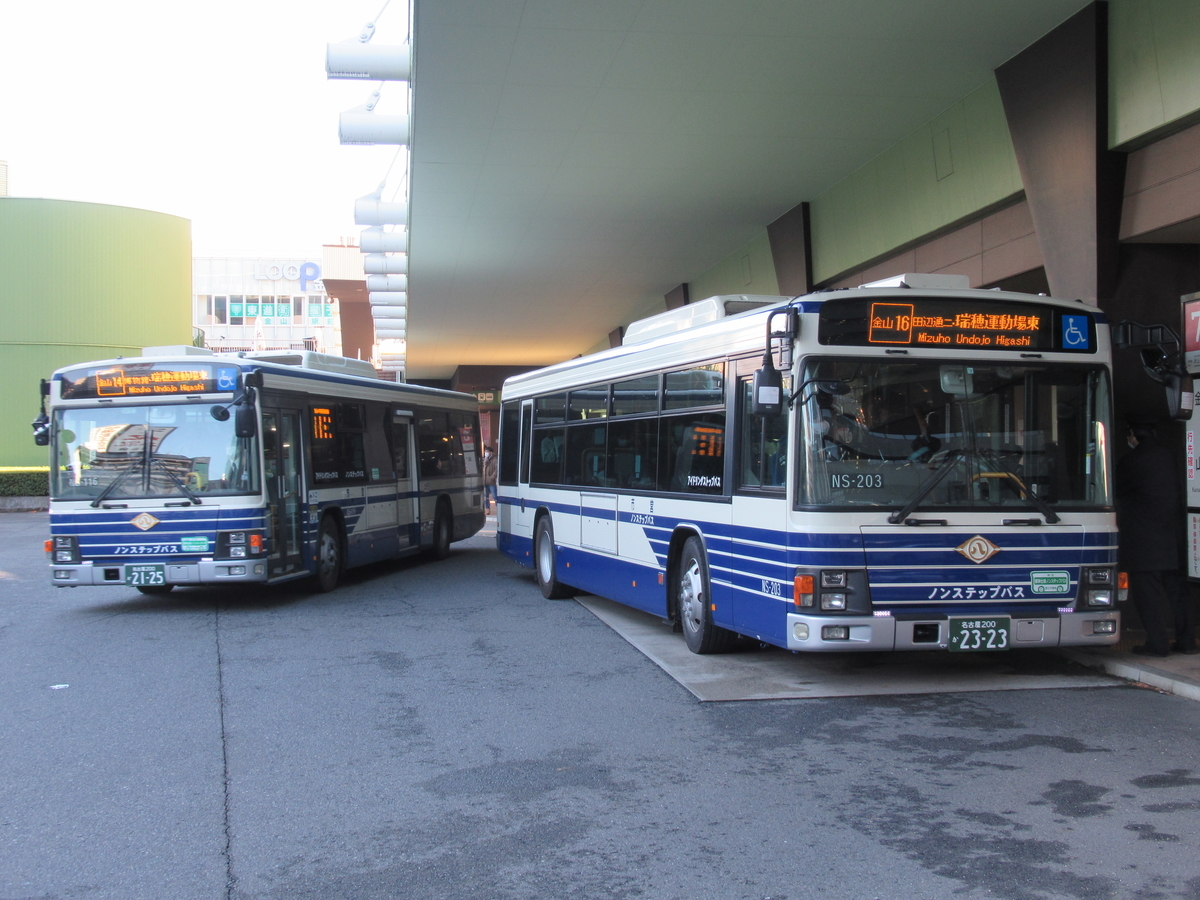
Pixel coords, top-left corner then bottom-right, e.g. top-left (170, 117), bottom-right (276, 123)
top-left (677, 536), bottom-right (733, 654)
top-left (314, 516), bottom-right (342, 592)
top-left (535, 515), bottom-right (574, 599)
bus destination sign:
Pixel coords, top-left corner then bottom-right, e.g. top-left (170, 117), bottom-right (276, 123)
top-left (60, 363), bottom-right (242, 400)
top-left (817, 297), bottom-right (1094, 352)
top-left (867, 302), bottom-right (1044, 347)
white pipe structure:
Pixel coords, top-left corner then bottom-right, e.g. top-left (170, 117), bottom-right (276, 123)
top-left (339, 105), bottom-right (410, 145)
top-left (367, 274), bottom-right (407, 292)
top-left (326, 41), bottom-right (411, 81)
top-left (375, 329), bottom-right (407, 339)
top-left (368, 291), bottom-right (406, 307)
top-left (364, 254), bottom-right (407, 275)
top-left (354, 199), bottom-right (408, 226)
top-left (360, 227), bottom-right (407, 253)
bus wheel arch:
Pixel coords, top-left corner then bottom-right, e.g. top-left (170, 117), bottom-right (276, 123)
top-left (314, 510), bottom-right (346, 592)
top-left (533, 509), bottom-right (574, 599)
top-left (671, 529), bottom-right (734, 654)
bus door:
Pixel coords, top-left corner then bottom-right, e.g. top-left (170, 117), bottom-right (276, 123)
top-left (262, 408), bottom-right (305, 578)
top-left (392, 411), bottom-right (419, 548)
top-left (731, 372), bottom-right (791, 643)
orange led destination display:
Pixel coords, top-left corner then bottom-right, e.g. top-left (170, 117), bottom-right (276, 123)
top-left (59, 363), bottom-right (242, 399)
top-left (816, 296), bottom-right (1079, 351)
top-left (868, 302), bottom-right (1042, 347)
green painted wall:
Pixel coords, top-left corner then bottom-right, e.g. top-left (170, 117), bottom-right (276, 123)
top-left (1109, 0), bottom-right (1200, 148)
top-left (808, 79), bottom-right (1023, 284)
top-left (0, 198), bottom-right (191, 466)
top-left (688, 230), bottom-right (780, 302)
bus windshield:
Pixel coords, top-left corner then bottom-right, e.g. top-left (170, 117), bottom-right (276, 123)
top-left (51, 404), bottom-right (260, 501)
top-left (796, 359), bottom-right (1112, 513)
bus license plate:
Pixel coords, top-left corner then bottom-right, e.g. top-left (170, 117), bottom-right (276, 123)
top-left (125, 564), bottom-right (166, 587)
top-left (949, 617), bottom-right (1011, 652)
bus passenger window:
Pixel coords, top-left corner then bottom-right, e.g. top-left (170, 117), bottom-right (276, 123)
top-left (498, 401), bottom-right (521, 485)
top-left (565, 424), bottom-right (607, 485)
top-left (607, 418), bottom-right (658, 490)
top-left (661, 412), bottom-right (725, 495)
top-left (530, 427), bottom-right (565, 484)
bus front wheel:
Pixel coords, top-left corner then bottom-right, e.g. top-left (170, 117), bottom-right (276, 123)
top-left (314, 516), bottom-right (342, 592)
top-left (677, 536), bottom-right (733, 654)
top-left (535, 516), bottom-right (574, 600)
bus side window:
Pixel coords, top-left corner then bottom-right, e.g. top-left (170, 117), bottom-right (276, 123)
top-left (364, 403), bottom-right (394, 482)
top-left (738, 377), bottom-right (788, 490)
top-left (661, 412), bottom-right (725, 495)
top-left (390, 419), bottom-right (410, 480)
top-left (499, 401), bottom-right (520, 486)
top-left (519, 403), bottom-right (532, 484)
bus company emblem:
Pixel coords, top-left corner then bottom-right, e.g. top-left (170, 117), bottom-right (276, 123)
top-left (131, 513), bottom-right (161, 531)
top-left (956, 535), bottom-right (1000, 564)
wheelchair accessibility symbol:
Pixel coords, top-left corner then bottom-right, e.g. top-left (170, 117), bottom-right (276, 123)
top-left (216, 368), bottom-right (239, 391)
top-left (1061, 314), bottom-right (1090, 349)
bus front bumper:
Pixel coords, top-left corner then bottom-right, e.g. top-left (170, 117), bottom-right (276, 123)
top-left (785, 610), bottom-right (1121, 652)
top-left (49, 560), bottom-right (269, 587)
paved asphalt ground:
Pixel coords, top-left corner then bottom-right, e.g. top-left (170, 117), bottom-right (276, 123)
top-left (3, 511), bottom-right (1200, 900)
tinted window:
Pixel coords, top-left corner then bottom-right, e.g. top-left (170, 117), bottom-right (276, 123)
top-left (738, 377), bottom-right (788, 490)
top-left (499, 401), bottom-right (521, 485)
top-left (530, 427), bottom-right (565, 484)
top-left (535, 394), bottom-right (566, 424)
top-left (661, 412), bottom-right (725, 495)
top-left (519, 404), bottom-right (532, 483)
top-left (608, 418), bottom-right (658, 490)
top-left (611, 374), bottom-right (658, 417)
top-left (564, 424), bottom-right (607, 486)
top-left (418, 411), bottom-right (465, 478)
top-left (309, 403), bottom-right (366, 484)
top-left (569, 384), bottom-right (608, 420)
top-left (664, 363), bottom-right (724, 410)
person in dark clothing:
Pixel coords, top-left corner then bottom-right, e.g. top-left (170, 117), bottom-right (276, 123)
top-left (1115, 417), bottom-right (1197, 656)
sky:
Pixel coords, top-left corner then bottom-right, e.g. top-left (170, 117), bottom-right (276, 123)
top-left (0, 0), bottom-right (411, 257)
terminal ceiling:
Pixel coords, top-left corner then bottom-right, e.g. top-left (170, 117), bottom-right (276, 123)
top-left (406, 0), bottom-right (1090, 378)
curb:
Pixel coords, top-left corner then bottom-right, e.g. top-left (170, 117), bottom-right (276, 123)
top-left (0, 496), bottom-right (48, 511)
top-left (1057, 648), bottom-right (1200, 702)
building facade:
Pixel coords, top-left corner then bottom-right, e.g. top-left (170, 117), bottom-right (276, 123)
top-left (193, 257), bottom-right (342, 356)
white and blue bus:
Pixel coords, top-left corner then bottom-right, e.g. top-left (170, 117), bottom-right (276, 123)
top-left (38, 347), bottom-right (484, 594)
top-left (496, 276), bottom-right (1122, 654)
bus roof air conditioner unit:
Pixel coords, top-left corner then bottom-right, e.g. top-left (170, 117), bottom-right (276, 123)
top-left (623, 295), bottom-right (779, 345)
top-left (861, 273), bottom-right (971, 290)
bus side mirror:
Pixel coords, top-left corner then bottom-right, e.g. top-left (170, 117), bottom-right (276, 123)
top-left (235, 388), bottom-right (258, 439)
top-left (751, 358), bottom-right (783, 417)
top-left (32, 412), bottom-right (50, 446)
top-left (1166, 373), bottom-right (1194, 421)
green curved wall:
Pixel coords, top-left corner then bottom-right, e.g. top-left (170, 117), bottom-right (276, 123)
top-left (0, 198), bottom-right (191, 466)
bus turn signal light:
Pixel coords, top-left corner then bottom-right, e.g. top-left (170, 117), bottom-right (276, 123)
top-left (794, 574), bottom-right (814, 608)
top-left (1117, 571), bottom-right (1129, 603)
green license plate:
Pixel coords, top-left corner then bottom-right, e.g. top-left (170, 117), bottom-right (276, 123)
top-left (949, 616), bottom-right (1011, 652)
top-left (125, 564), bottom-right (166, 587)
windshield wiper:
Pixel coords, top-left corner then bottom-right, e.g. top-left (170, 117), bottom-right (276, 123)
top-left (149, 457), bottom-right (202, 505)
top-left (90, 460), bottom-right (143, 508)
top-left (888, 449), bottom-right (965, 524)
top-left (975, 448), bottom-right (1059, 524)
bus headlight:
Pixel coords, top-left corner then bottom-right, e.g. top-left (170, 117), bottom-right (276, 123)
top-left (216, 530), bottom-right (265, 559)
top-left (1092, 620), bottom-right (1117, 634)
top-left (821, 592), bottom-right (847, 611)
top-left (822, 625), bottom-right (849, 641)
top-left (1086, 589), bottom-right (1113, 607)
top-left (49, 536), bottom-right (80, 563)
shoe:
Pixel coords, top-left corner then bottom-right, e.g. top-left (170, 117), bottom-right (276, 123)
top-left (1171, 642), bottom-right (1199, 655)
top-left (1131, 644), bottom-right (1170, 658)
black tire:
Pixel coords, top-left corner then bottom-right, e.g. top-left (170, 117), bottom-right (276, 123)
top-left (136, 584), bottom-right (173, 595)
top-left (535, 515), bottom-right (574, 599)
top-left (677, 536), bottom-right (734, 654)
top-left (428, 500), bottom-right (453, 560)
top-left (314, 516), bottom-right (342, 593)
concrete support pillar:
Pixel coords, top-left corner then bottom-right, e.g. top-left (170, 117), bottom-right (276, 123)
top-left (995, 2), bottom-right (1125, 305)
top-left (664, 284), bottom-right (689, 310)
top-left (766, 201), bottom-right (813, 296)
